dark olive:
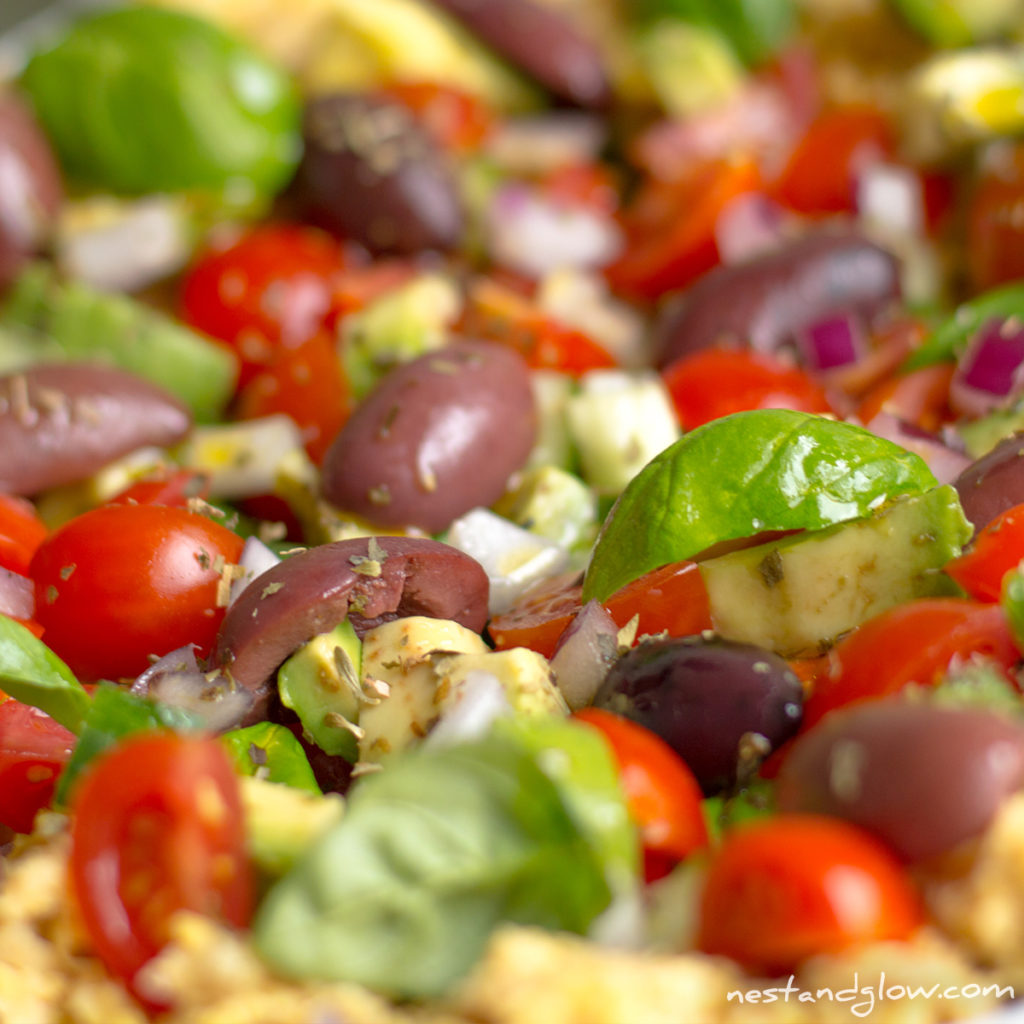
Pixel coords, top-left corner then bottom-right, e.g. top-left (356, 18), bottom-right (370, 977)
top-left (777, 698), bottom-right (1024, 862)
top-left (954, 432), bottom-right (1024, 533)
top-left (0, 89), bottom-right (63, 289)
top-left (292, 92), bottom-right (464, 255)
top-left (0, 362), bottom-right (191, 496)
top-left (321, 340), bottom-right (536, 533)
top-left (653, 229), bottom-right (901, 368)
top-left (593, 634), bottom-right (803, 795)
top-left (427, 0), bottom-right (611, 109)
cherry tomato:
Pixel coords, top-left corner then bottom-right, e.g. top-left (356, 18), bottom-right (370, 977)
top-left (327, 260), bottom-right (420, 323)
top-left (0, 694), bottom-right (75, 833)
top-left (945, 503), bottom-right (1024, 602)
top-left (0, 493), bottom-right (48, 576)
top-left (234, 332), bottom-right (353, 464)
top-left (801, 598), bottom-right (1021, 732)
top-left (180, 223), bottom-right (348, 389)
top-left (855, 362), bottom-right (955, 432)
top-left (107, 469), bottom-right (212, 509)
top-left (697, 814), bottom-right (922, 975)
top-left (378, 80), bottom-right (494, 153)
top-left (488, 571), bottom-right (584, 658)
top-left (539, 161), bottom-right (620, 216)
top-left (69, 731), bottom-right (251, 1000)
top-left (774, 105), bottom-right (894, 215)
top-left (966, 142), bottom-right (1024, 292)
top-left (605, 156), bottom-right (761, 302)
top-left (30, 504), bottom-right (244, 682)
top-left (662, 345), bottom-right (833, 431)
top-left (573, 707), bottom-right (708, 883)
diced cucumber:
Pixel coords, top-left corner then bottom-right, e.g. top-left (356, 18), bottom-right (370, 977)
top-left (493, 465), bottom-right (599, 555)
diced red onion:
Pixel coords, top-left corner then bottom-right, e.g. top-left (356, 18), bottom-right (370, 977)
top-left (229, 535), bottom-right (282, 606)
top-left (0, 568), bottom-right (34, 622)
top-left (714, 192), bottom-right (787, 265)
top-left (949, 317), bottom-right (1024, 419)
top-left (864, 411), bottom-right (972, 484)
top-left (550, 599), bottom-right (620, 711)
top-left (797, 313), bottom-right (867, 372)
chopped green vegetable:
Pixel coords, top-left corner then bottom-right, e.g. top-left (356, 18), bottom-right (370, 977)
top-left (887, 0), bottom-right (1022, 47)
top-left (1003, 565), bottom-right (1024, 652)
top-left (221, 722), bottom-right (322, 794)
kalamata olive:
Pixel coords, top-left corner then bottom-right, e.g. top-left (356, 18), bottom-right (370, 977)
top-left (0, 362), bottom-right (191, 496)
top-left (954, 432), bottom-right (1024, 533)
top-left (777, 698), bottom-right (1024, 862)
top-left (321, 340), bottom-right (536, 533)
top-left (427, 0), bottom-right (611, 110)
top-left (653, 229), bottom-right (901, 368)
top-left (215, 536), bottom-right (489, 711)
top-left (593, 634), bottom-right (803, 795)
top-left (0, 89), bottom-right (64, 289)
top-left (292, 92), bottom-right (464, 255)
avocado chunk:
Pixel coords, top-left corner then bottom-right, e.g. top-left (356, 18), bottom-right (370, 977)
top-left (277, 620), bottom-right (365, 762)
top-left (699, 486), bottom-right (972, 657)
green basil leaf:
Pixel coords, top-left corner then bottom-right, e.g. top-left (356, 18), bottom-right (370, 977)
top-left (1003, 566), bottom-right (1024, 652)
top-left (0, 615), bottom-right (89, 733)
top-left (221, 722), bottom-right (322, 794)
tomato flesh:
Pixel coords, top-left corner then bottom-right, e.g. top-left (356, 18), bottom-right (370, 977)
top-left (945, 503), bottom-right (1024, 602)
top-left (0, 493), bottom-right (48, 576)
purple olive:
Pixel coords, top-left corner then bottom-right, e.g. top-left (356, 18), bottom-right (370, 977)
top-left (0, 89), bottom-right (64, 289)
top-left (215, 536), bottom-right (489, 712)
top-left (427, 0), bottom-right (611, 109)
top-left (954, 432), bottom-right (1024, 533)
top-left (777, 698), bottom-right (1024, 862)
top-left (653, 229), bottom-right (901, 368)
top-left (292, 92), bottom-right (464, 255)
top-left (0, 362), bottom-right (191, 495)
top-left (594, 634), bottom-right (803, 795)
top-left (321, 340), bottom-right (536, 533)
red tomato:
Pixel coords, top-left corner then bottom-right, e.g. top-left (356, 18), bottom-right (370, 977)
top-left (946, 503), bottom-right (1024, 602)
top-left (30, 505), bottom-right (244, 682)
top-left (0, 493), bottom-right (48, 576)
top-left (774, 105), bottom-right (894, 215)
top-left (966, 142), bottom-right (1024, 291)
top-left (573, 707), bottom-right (709, 882)
top-left (180, 223), bottom-right (348, 389)
top-left (697, 814), bottom-right (922, 974)
top-left (234, 332), bottom-right (353, 464)
top-left (378, 80), bottom-right (494, 153)
top-left (539, 161), bottom-right (620, 215)
top-left (69, 731), bottom-right (251, 999)
top-left (855, 362), bottom-right (955, 432)
top-left (327, 260), bottom-right (421, 322)
top-left (801, 598), bottom-right (1021, 732)
top-left (662, 345), bottom-right (833, 430)
top-left (107, 469), bottom-right (212, 509)
top-left (0, 695), bottom-right (75, 833)
top-left (605, 156), bottom-right (761, 302)
top-left (489, 560), bottom-right (713, 658)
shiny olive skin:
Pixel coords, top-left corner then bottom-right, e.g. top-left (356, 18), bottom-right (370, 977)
top-left (0, 362), bottom-right (191, 496)
top-left (292, 92), bottom-right (464, 255)
top-left (954, 432), bottom-right (1024, 533)
top-left (777, 698), bottom-right (1024, 862)
top-left (593, 634), bottom-right (803, 795)
top-left (427, 0), bottom-right (611, 109)
top-left (653, 229), bottom-right (901, 368)
top-left (0, 89), bottom-right (63, 289)
top-left (321, 340), bottom-right (536, 533)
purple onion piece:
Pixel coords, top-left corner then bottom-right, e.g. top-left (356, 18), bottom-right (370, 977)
top-left (864, 411), bottom-right (971, 485)
top-left (0, 568), bottom-right (33, 622)
top-left (714, 192), bottom-right (787, 266)
top-left (797, 312), bottom-right (867, 371)
top-left (550, 598), bottom-right (620, 711)
top-left (950, 317), bottom-right (1024, 419)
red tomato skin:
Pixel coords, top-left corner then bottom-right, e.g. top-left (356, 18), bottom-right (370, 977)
top-left (378, 80), bottom-right (494, 153)
top-left (573, 707), bottom-right (709, 881)
top-left (855, 363), bottom-right (955, 433)
top-left (0, 493), bottom-right (48, 576)
top-left (0, 696), bottom-right (74, 832)
top-left (69, 732), bottom-right (251, 999)
top-left (30, 505), bottom-right (244, 682)
top-left (967, 143), bottom-right (1024, 291)
top-left (801, 598), bottom-right (1021, 732)
top-left (697, 814), bottom-right (922, 975)
top-left (662, 346), bottom-right (833, 430)
top-left (107, 469), bottom-right (212, 509)
top-left (945, 503), bottom-right (1024, 602)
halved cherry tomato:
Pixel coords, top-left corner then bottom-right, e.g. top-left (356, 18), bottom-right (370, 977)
top-left (801, 598), bottom-right (1021, 732)
top-left (0, 493), bottom-right (48, 576)
top-left (69, 731), bottom-right (251, 1000)
top-left (0, 694), bottom-right (75, 833)
top-left (378, 80), bottom-right (494, 153)
top-left (945, 503), bottom-right (1024, 602)
top-left (697, 814), bottom-right (922, 975)
top-left (180, 223), bottom-right (348, 389)
top-left (234, 332), bottom-right (353, 464)
top-left (30, 504), bottom-right (244, 682)
top-left (773, 105), bottom-right (894, 215)
top-left (855, 362), bottom-right (955, 432)
top-left (108, 469), bottom-right (212, 509)
top-left (662, 345), bottom-right (833, 430)
top-left (327, 260), bottom-right (421, 323)
top-left (574, 707), bottom-right (708, 883)
top-left (605, 156), bottom-right (761, 302)
top-left (490, 560), bottom-right (713, 657)
top-left (539, 161), bottom-right (620, 215)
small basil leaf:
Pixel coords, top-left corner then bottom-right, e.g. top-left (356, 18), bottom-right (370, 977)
top-left (0, 615), bottom-right (89, 733)
top-left (221, 722), bottom-right (322, 794)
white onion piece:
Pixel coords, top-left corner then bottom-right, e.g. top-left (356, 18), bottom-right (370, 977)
top-left (856, 162), bottom-right (925, 238)
top-left (484, 183), bottom-right (622, 280)
top-left (797, 313), bottom-right (867, 372)
top-left (229, 535), bottom-right (282, 606)
top-left (714, 192), bottom-right (787, 265)
top-left (864, 412), bottom-right (972, 485)
top-left (425, 670), bottom-right (513, 750)
top-left (949, 317), bottom-right (1024, 419)
top-left (0, 568), bottom-right (34, 622)
top-left (550, 599), bottom-right (619, 711)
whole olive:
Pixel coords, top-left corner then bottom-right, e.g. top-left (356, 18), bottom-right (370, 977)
top-left (593, 634), bottom-right (803, 795)
top-left (954, 432), bottom-right (1024, 533)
